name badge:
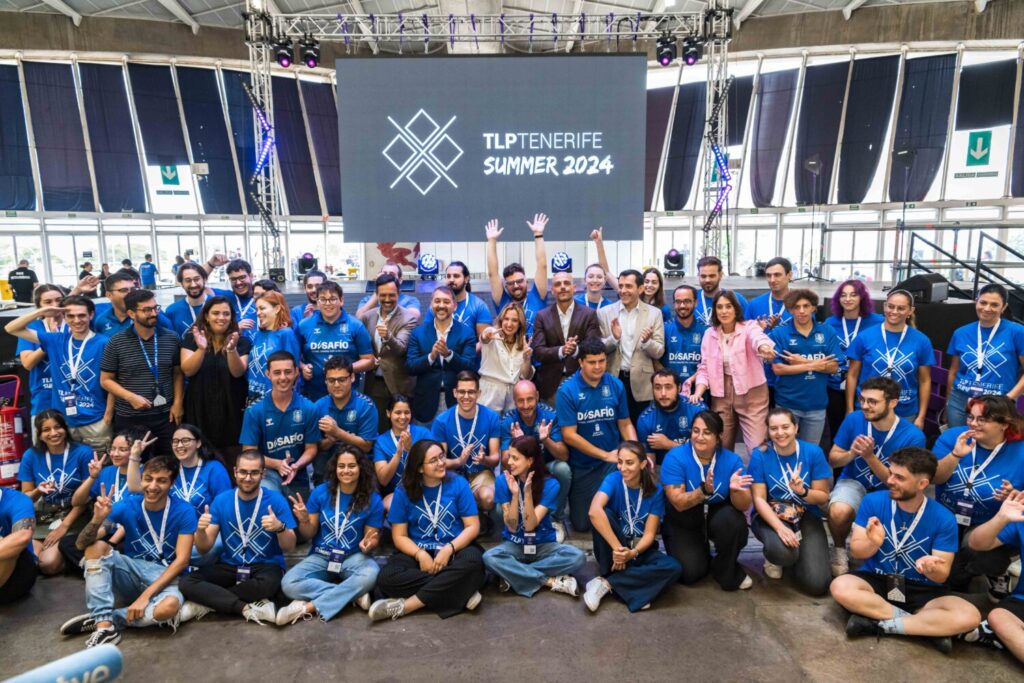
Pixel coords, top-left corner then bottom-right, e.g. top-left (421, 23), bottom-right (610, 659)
top-left (794, 529), bottom-right (803, 542)
top-left (967, 386), bottom-right (985, 398)
top-left (955, 499), bottom-right (974, 527)
top-left (523, 532), bottom-right (537, 556)
top-left (236, 565), bottom-right (252, 583)
top-left (885, 573), bottom-right (906, 604)
top-left (328, 549), bottom-right (345, 574)
top-left (49, 518), bottom-right (63, 531)
top-left (152, 394), bottom-right (168, 407)
top-left (64, 395), bottom-right (78, 417)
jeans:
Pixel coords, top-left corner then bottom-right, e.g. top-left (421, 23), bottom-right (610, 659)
top-left (281, 552), bottom-right (379, 621)
top-left (568, 462), bottom-right (616, 533)
top-left (262, 468), bottom-right (310, 498)
top-left (789, 408), bottom-right (827, 448)
top-left (947, 387), bottom-right (969, 428)
top-left (482, 541), bottom-right (586, 597)
top-left (592, 514), bottom-right (682, 611)
top-left (548, 461), bottom-right (572, 524)
top-left (751, 514), bottom-right (831, 596)
top-left (84, 550), bottom-right (183, 629)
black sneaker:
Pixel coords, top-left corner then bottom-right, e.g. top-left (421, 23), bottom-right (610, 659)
top-left (960, 620), bottom-right (1005, 650)
top-left (60, 614), bottom-right (98, 637)
top-left (987, 574), bottom-right (1010, 603)
top-left (85, 627), bottom-right (121, 648)
top-left (927, 636), bottom-right (953, 655)
top-left (845, 614), bottom-right (882, 639)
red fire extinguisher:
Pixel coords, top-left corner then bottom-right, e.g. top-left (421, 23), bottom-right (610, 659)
top-left (0, 375), bottom-right (26, 489)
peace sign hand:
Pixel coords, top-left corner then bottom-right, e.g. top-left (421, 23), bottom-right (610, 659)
top-left (788, 463), bottom-right (806, 496)
top-left (88, 451), bottom-right (108, 479)
top-left (288, 492), bottom-right (310, 524)
top-left (130, 431), bottom-right (158, 460)
top-left (92, 483), bottom-right (113, 522)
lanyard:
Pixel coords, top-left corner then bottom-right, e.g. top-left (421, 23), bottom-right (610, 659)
top-left (178, 465), bottom-right (202, 502)
top-left (423, 482), bottom-right (444, 539)
top-left (236, 294), bottom-right (254, 319)
top-left (112, 470), bottom-right (128, 502)
top-left (768, 297), bottom-right (780, 318)
top-left (889, 498), bottom-right (927, 555)
top-left (869, 418), bottom-right (900, 460)
top-left (690, 445), bottom-right (717, 495)
top-left (187, 296), bottom-right (208, 324)
top-left (453, 298), bottom-right (468, 323)
top-left (622, 478), bottom-right (644, 536)
top-left (881, 326), bottom-right (908, 373)
top-left (975, 319), bottom-right (1001, 379)
top-left (235, 488), bottom-right (264, 551)
top-left (699, 292), bottom-right (712, 324)
top-left (46, 319), bottom-right (68, 333)
top-left (136, 330), bottom-right (160, 384)
top-left (45, 445), bottom-right (70, 493)
top-left (66, 332), bottom-right (95, 385)
top-left (455, 408), bottom-right (479, 455)
top-left (966, 440), bottom-right (1005, 489)
top-left (142, 499), bottom-right (171, 561)
top-left (334, 490), bottom-right (354, 544)
top-left (841, 317), bottom-right (861, 348)
top-left (772, 442), bottom-right (803, 497)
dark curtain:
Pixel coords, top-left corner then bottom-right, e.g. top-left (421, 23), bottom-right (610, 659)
top-left (1013, 74), bottom-right (1024, 198)
top-left (127, 63), bottom-right (189, 166)
top-left (176, 66), bottom-right (242, 215)
top-left (272, 77), bottom-right (320, 216)
top-left (749, 69), bottom-right (798, 208)
top-left (300, 81), bottom-right (341, 216)
top-left (644, 86), bottom-right (673, 210)
top-left (661, 82), bottom-right (706, 211)
top-left (888, 54), bottom-right (956, 203)
top-left (727, 76), bottom-right (754, 147)
top-left (79, 63), bottom-right (146, 213)
top-left (22, 62), bottom-right (94, 212)
top-left (837, 56), bottom-right (899, 204)
top-left (794, 61), bottom-right (848, 205)
top-left (0, 65), bottom-right (35, 210)
top-left (956, 59), bottom-right (1017, 131)
top-left (222, 70), bottom-right (258, 215)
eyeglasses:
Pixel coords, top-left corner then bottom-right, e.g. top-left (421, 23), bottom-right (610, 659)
top-left (317, 297), bottom-right (340, 305)
top-left (182, 278), bottom-right (204, 286)
top-left (235, 469), bottom-right (264, 479)
top-left (425, 457), bottom-right (446, 466)
top-left (137, 305), bottom-right (162, 314)
top-left (859, 397), bottom-right (883, 406)
top-left (228, 275), bottom-right (250, 284)
top-left (171, 437), bottom-right (195, 446)
top-left (506, 278), bottom-right (526, 287)
top-left (966, 414), bottom-right (991, 425)
top-left (454, 389), bottom-right (477, 397)
top-left (326, 375), bottom-right (352, 384)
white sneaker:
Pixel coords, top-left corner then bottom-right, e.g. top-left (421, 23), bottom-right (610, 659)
top-left (552, 520), bottom-right (567, 544)
top-left (178, 601), bottom-right (213, 624)
top-left (550, 575), bottom-right (579, 597)
top-left (1008, 557), bottom-right (1021, 577)
top-left (465, 591), bottom-right (482, 611)
top-left (763, 560), bottom-right (783, 580)
top-left (355, 593), bottom-right (372, 611)
top-left (583, 577), bottom-right (612, 612)
top-left (739, 574), bottom-right (753, 590)
top-left (830, 546), bottom-right (849, 577)
top-left (368, 598), bottom-right (405, 621)
top-left (497, 578), bottom-right (511, 593)
top-left (242, 599), bottom-right (276, 625)
top-left (275, 600), bottom-right (311, 626)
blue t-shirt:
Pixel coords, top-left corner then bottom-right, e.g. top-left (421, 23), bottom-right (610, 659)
top-left (164, 298), bottom-right (207, 340)
top-left (661, 443), bottom-right (746, 504)
top-left (824, 313), bottom-right (885, 390)
top-left (239, 393), bottom-right (321, 490)
top-left (372, 425), bottom-right (433, 492)
top-left (37, 330), bottom-right (109, 427)
top-left (17, 319), bottom-right (54, 414)
top-left (247, 327), bottom-right (301, 398)
top-left (696, 289), bottom-right (748, 328)
top-left (494, 475), bottom-right (560, 544)
top-left (749, 440), bottom-right (832, 518)
top-left (424, 294), bottom-right (492, 331)
top-left (209, 487), bottom-right (296, 568)
top-left (847, 325), bottom-right (934, 418)
top-left (211, 288), bottom-right (258, 338)
top-left (17, 443), bottom-right (93, 508)
top-left (290, 303), bottom-right (314, 330)
top-left (495, 283), bottom-right (547, 338)
top-left (661, 317), bottom-right (707, 383)
top-left (432, 404), bottom-right (501, 475)
top-left (934, 427), bottom-right (1024, 526)
top-left (297, 311), bottom-right (374, 399)
top-left (636, 400), bottom-right (706, 462)
top-left (946, 320), bottom-right (1024, 397)
top-left (313, 391), bottom-right (379, 447)
top-left (770, 321), bottom-right (845, 411)
top-left (555, 371), bottom-right (629, 470)
top-left (854, 491), bottom-right (958, 586)
top-left (997, 522), bottom-right (1024, 601)
top-left (597, 470), bottom-right (666, 539)
top-left (387, 475), bottom-right (478, 549)
top-left (357, 292), bottom-right (422, 314)
top-left (834, 412), bottom-right (927, 491)
top-left (93, 306), bottom-right (173, 338)
top-left (574, 293), bottom-right (613, 311)
top-left (90, 465), bottom-right (131, 503)
top-left (139, 261), bottom-right (157, 286)
top-left (109, 493), bottom-right (197, 565)
top-left (0, 488), bottom-right (36, 557)
top-left (499, 404), bottom-right (562, 462)
top-left (745, 293), bottom-right (793, 387)
top-left (171, 459), bottom-right (232, 515)
top-left (306, 484), bottom-right (385, 556)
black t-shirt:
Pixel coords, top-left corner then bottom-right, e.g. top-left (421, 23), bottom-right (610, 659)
top-left (7, 267), bottom-right (37, 303)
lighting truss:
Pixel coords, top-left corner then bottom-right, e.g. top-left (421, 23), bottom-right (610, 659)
top-left (700, 1), bottom-right (733, 263)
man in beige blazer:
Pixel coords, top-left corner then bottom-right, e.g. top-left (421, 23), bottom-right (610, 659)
top-left (597, 269), bottom-right (666, 423)
top-left (359, 273), bottom-right (419, 432)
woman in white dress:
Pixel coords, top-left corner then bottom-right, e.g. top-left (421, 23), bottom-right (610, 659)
top-left (478, 303), bottom-right (535, 412)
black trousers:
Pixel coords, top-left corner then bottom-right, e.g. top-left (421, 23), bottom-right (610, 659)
top-left (113, 411), bottom-right (176, 459)
top-left (179, 562), bottom-right (284, 615)
top-left (620, 372), bottom-right (650, 425)
top-left (0, 550), bottom-right (37, 604)
top-left (824, 386), bottom-right (847, 456)
top-left (377, 545), bottom-right (485, 619)
top-left (947, 528), bottom-right (1018, 592)
top-left (662, 502), bottom-right (749, 591)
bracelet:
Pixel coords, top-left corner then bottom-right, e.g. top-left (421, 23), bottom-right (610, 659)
top-left (950, 451), bottom-right (964, 459)
top-left (448, 542), bottom-right (457, 555)
top-left (534, 234), bottom-right (543, 240)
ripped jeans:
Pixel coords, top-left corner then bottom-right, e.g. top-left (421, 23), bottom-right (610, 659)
top-left (84, 550), bottom-right (183, 629)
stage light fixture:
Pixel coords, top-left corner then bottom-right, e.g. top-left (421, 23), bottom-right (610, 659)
top-left (663, 249), bottom-right (685, 277)
top-left (417, 253), bottom-right (439, 280)
top-left (656, 34), bottom-right (676, 67)
top-left (682, 37), bottom-right (701, 66)
top-left (300, 37), bottom-right (320, 68)
top-left (274, 37), bottom-right (294, 68)
top-left (297, 252), bottom-right (318, 274)
top-left (551, 251), bottom-right (573, 274)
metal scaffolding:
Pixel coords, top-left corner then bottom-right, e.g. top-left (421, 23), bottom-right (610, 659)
top-left (700, 1), bottom-right (734, 263)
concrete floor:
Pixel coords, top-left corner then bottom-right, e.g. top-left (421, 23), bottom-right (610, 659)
top-left (2, 542), bottom-right (1021, 683)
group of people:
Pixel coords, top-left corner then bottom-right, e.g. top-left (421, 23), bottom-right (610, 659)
top-left (1, 217), bottom-right (1023, 665)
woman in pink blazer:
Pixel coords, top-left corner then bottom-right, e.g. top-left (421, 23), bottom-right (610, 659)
top-left (690, 291), bottom-right (776, 455)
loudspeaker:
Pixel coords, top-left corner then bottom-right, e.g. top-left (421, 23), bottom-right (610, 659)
top-left (894, 273), bottom-right (948, 304)
top-left (269, 267), bottom-right (286, 283)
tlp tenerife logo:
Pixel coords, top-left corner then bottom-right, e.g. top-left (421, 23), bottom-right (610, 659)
top-left (384, 109), bottom-right (463, 196)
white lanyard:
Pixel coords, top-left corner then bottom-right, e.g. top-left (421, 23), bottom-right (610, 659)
top-left (45, 445), bottom-right (70, 493)
top-left (768, 297), bottom-right (780, 318)
top-left (455, 408), bottom-right (479, 455)
top-left (178, 464), bottom-right (202, 501)
top-left (334, 490), bottom-right (354, 543)
top-left (66, 332), bottom-right (95, 384)
top-left (975, 319), bottom-right (1001, 379)
top-left (113, 470), bottom-right (128, 502)
top-left (881, 326), bottom-right (908, 373)
top-left (424, 482), bottom-right (444, 538)
top-left (236, 294), bottom-right (254, 319)
top-left (869, 418), bottom-right (900, 460)
top-left (142, 499), bottom-right (171, 560)
top-left (691, 446), bottom-right (716, 493)
top-left (889, 498), bottom-right (927, 555)
top-left (622, 478), bottom-right (644, 536)
top-left (699, 292), bottom-right (712, 324)
top-left (773, 441), bottom-right (803, 496)
top-left (841, 317), bottom-right (861, 348)
top-left (235, 487), bottom-right (264, 550)
top-left (966, 440), bottom-right (1005, 489)
top-left (187, 296), bottom-right (208, 324)
top-left (46, 319), bottom-right (68, 333)
top-left (517, 485), bottom-right (529, 526)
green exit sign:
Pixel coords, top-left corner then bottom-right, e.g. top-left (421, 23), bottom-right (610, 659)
top-left (967, 131), bottom-right (992, 167)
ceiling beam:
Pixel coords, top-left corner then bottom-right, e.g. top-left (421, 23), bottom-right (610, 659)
top-left (155, 0), bottom-right (201, 34)
top-left (346, 0), bottom-right (380, 55)
top-left (563, 0), bottom-right (585, 53)
top-left (842, 0), bottom-right (868, 21)
top-left (733, 0), bottom-right (765, 30)
top-left (38, 0), bottom-right (83, 27)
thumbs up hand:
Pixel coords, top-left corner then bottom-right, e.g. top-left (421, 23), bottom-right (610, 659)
top-left (198, 504), bottom-right (212, 531)
top-left (262, 505), bottom-right (284, 533)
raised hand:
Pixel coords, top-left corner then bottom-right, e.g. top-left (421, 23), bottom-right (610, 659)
top-left (504, 469), bottom-right (520, 497)
top-left (590, 227), bottom-right (604, 242)
top-left (225, 332), bottom-right (240, 353)
top-left (788, 463), bottom-right (806, 496)
top-left (288, 492), bottom-right (310, 523)
top-left (192, 326), bottom-right (208, 350)
top-left (866, 516), bottom-right (885, 547)
top-left (88, 451), bottom-right (108, 479)
top-left (208, 253), bottom-right (229, 269)
top-left (526, 212), bottom-right (549, 237)
top-left (93, 483), bottom-right (113, 522)
top-left (485, 218), bottom-right (504, 241)
top-left (76, 275), bottom-right (100, 293)
top-left (997, 489), bottom-right (1024, 523)
top-left (198, 504), bottom-right (212, 531)
top-left (729, 468), bottom-right (753, 492)
top-left (510, 421), bottom-right (524, 439)
top-left (130, 431), bottom-right (158, 460)
top-left (261, 505), bottom-right (283, 532)
top-left (536, 419), bottom-right (552, 443)
top-left (951, 429), bottom-right (975, 459)
top-left (523, 471), bottom-right (534, 494)
top-left (611, 318), bottom-right (621, 340)
top-left (522, 345), bottom-right (533, 363)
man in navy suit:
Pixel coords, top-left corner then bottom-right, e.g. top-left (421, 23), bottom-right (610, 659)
top-left (407, 285), bottom-right (479, 424)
